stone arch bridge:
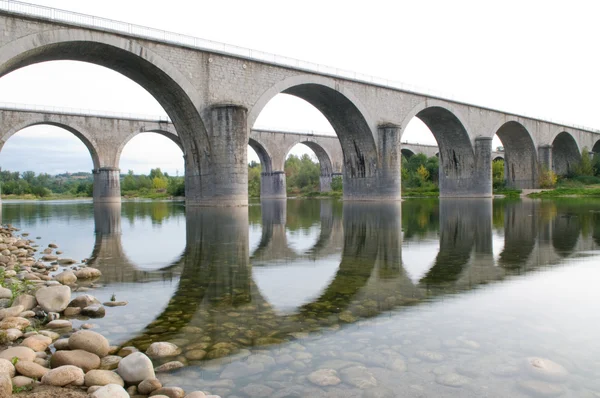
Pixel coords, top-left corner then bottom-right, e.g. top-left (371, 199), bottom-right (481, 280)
top-left (0, 2), bottom-right (599, 205)
top-left (0, 106), bottom-right (348, 200)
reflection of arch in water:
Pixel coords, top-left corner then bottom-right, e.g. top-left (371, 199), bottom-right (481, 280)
top-left (124, 202), bottom-right (412, 348)
top-left (594, 211), bottom-right (600, 247)
top-left (251, 200), bottom-right (343, 262)
top-left (497, 200), bottom-right (538, 269)
top-left (121, 198), bottom-right (592, 354)
top-left (552, 212), bottom-right (582, 256)
top-left (88, 203), bottom-right (185, 283)
top-left (299, 202), bottom-right (402, 315)
top-left (420, 199), bottom-right (493, 286)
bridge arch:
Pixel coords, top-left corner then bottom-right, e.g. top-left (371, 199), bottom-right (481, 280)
top-left (0, 119), bottom-right (101, 169)
top-left (493, 121), bottom-right (538, 188)
top-left (401, 148), bottom-right (415, 158)
top-left (248, 138), bottom-right (274, 174)
top-left (592, 139), bottom-right (600, 154)
top-left (248, 75), bottom-right (379, 198)
top-left (115, 128), bottom-right (183, 169)
top-left (551, 131), bottom-right (581, 176)
top-left (400, 101), bottom-right (488, 197)
top-left (281, 141), bottom-right (334, 176)
top-left (0, 29), bottom-right (205, 142)
top-left (0, 27), bottom-right (214, 203)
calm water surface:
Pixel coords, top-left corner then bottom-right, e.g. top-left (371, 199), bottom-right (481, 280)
top-left (2, 198), bottom-right (600, 397)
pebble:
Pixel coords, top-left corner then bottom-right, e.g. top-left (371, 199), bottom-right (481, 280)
top-left (146, 342), bottom-right (182, 359)
top-left (155, 361), bottom-right (185, 373)
top-left (339, 366), bottom-right (378, 389)
top-left (90, 383), bottom-right (129, 398)
top-left (21, 334), bottom-right (52, 352)
top-left (81, 303), bottom-right (106, 318)
top-left (0, 346), bottom-right (36, 362)
top-left (54, 270), bottom-right (77, 285)
top-left (0, 374), bottom-right (11, 397)
top-left (138, 377), bottom-right (162, 394)
top-left (104, 301), bottom-right (128, 307)
top-left (0, 316), bottom-right (30, 330)
top-left (45, 319), bottom-right (72, 329)
top-left (435, 372), bottom-right (470, 387)
top-left (84, 369), bottom-right (125, 387)
top-left (525, 357), bottom-right (569, 382)
top-left (415, 350), bottom-right (445, 362)
top-left (0, 358), bottom-right (15, 378)
top-left (99, 355), bottom-right (122, 370)
top-left (50, 349), bottom-right (101, 372)
top-left (41, 365), bottom-right (84, 386)
top-left (15, 360), bottom-right (50, 379)
top-left (68, 294), bottom-right (101, 309)
top-left (0, 304), bottom-right (22, 319)
top-left (117, 352), bottom-right (155, 384)
top-left (308, 368), bottom-right (341, 386)
top-left (69, 329), bottom-right (110, 357)
top-left (149, 386), bottom-right (186, 397)
top-left (12, 375), bottom-right (35, 388)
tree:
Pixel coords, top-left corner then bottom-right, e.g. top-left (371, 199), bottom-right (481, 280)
top-left (149, 168), bottom-right (165, 180)
top-left (248, 164), bottom-right (261, 197)
top-left (416, 165), bottom-right (429, 183)
top-left (167, 177), bottom-right (185, 196)
top-left (22, 171), bottom-right (35, 184)
top-left (576, 147), bottom-right (594, 176)
top-left (122, 170), bottom-right (137, 191)
top-left (593, 152), bottom-right (600, 176)
top-left (152, 176), bottom-right (168, 190)
top-left (492, 159), bottom-right (505, 189)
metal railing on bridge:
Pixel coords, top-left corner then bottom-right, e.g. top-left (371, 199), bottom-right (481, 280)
top-left (0, 0), bottom-right (598, 134)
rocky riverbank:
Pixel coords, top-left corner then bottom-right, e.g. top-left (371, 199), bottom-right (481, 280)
top-left (0, 224), bottom-right (218, 397)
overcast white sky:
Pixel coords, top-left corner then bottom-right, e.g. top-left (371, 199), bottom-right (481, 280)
top-left (0, 0), bottom-right (598, 175)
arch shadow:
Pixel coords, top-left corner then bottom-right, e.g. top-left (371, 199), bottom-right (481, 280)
top-left (552, 132), bottom-right (581, 176)
top-left (494, 121), bottom-right (538, 189)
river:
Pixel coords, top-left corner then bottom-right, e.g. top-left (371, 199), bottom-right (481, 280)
top-left (2, 197), bottom-right (600, 397)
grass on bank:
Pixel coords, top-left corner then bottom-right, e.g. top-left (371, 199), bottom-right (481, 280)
top-left (528, 175), bottom-right (600, 198)
top-left (1, 192), bottom-right (90, 201)
top-left (528, 187), bottom-right (600, 198)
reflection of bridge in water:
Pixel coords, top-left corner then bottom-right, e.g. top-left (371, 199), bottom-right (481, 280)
top-left (102, 198), bottom-right (600, 357)
top-left (250, 200), bottom-right (344, 263)
top-left (89, 200), bottom-right (346, 282)
top-left (88, 203), bottom-right (185, 283)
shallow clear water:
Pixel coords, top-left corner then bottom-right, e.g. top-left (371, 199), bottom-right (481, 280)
top-left (2, 197), bottom-right (600, 397)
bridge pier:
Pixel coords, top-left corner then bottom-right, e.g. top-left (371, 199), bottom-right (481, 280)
top-left (538, 145), bottom-right (553, 172)
top-left (186, 105), bottom-right (248, 206)
top-left (93, 167), bottom-right (121, 203)
top-left (439, 136), bottom-right (492, 198)
top-left (320, 174), bottom-right (332, 192)
top-left (261, 171), bottom-right (286, 199)
top-left (344, 124), bottom-right (402, 201)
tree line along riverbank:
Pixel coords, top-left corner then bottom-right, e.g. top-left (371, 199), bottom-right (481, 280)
top-left (2, 150), bottom-right (600, 200)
